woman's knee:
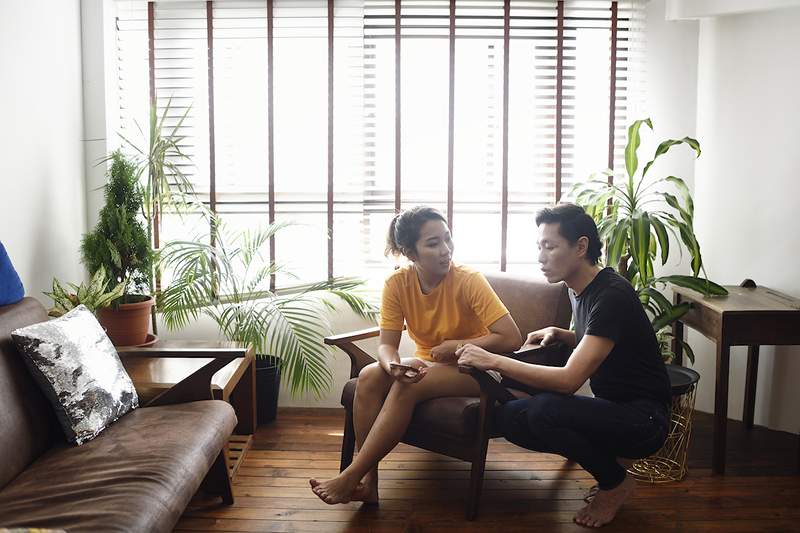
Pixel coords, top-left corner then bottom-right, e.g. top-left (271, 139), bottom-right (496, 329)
top-left (356, 362), bottom-right (391, 398)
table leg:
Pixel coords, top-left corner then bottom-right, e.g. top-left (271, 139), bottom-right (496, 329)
top-left (743, 345), bottom-right (760, 430)
top-left (713, 341), bottom-right (731, 474)
top-left (231, 357), bottom-right (257, 435)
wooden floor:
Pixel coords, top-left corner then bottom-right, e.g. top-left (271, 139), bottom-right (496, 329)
top-left (176, 408), bottom-right (800, 533)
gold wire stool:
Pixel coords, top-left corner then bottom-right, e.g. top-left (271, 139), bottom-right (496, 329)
top-left (628, 365), bottom-right (700, 483)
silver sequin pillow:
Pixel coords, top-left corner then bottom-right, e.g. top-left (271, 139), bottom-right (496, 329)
top-left (11, 305), bottom-right (139, 445)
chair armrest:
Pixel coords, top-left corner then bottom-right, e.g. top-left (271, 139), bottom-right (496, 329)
top-left (457, 342), bottom-right (572, 404)
top-left (324, 326), bottom-right (381, 346)
top-left (118, 342), bottom-right (254, 407)
top-left (458, 365), bottom-right (517, 404)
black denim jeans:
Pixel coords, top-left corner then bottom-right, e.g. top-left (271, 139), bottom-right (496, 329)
top-left (496, 392), bottom-right (669, 490)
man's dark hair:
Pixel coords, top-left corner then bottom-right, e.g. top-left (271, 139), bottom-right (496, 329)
top-left (535, 203), bottom-right (602, 265)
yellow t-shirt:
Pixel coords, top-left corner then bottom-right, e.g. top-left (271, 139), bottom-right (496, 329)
top-left (379, 263), bottom-right (509, 360)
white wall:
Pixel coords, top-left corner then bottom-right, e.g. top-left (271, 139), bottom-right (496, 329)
top-left (0, 0), bottom-right (87, 297)
top-left (689, 6), bottom-right (800, 434)
top-left (643, 0), bottom-right (700, 278)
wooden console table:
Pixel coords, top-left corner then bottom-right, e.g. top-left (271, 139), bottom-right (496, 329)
top-left (121, 340), bottom-right (256, 478)
top-left (671, 283), bottom-right (800, 474)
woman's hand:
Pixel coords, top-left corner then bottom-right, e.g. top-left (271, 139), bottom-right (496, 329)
top-left (456, 344), bottom-right (499, 371)
top-left (387, 359), bottom-right (428, 383)
top-left (522, 327), bottom-right (561, 349)
top-left (430, 340), bottom-right (462, 363)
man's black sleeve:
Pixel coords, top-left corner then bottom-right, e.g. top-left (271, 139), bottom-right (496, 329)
top-left (584, 289), bottom-right (627, 343)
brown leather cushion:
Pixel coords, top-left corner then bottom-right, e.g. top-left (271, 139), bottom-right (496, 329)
top-left (0, 400), bottom-right (236, 533)
top-left (341, 378), bottom-right (481, 438)
top-left (0, 298), bottom-right (60, 490)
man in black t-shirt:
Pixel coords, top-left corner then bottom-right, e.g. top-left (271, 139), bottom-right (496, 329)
top-left (457, 203), bottom-right (671, 528)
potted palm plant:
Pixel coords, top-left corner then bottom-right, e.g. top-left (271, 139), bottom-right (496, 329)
top-left (81, 150), bottom-right (155, 346)
top-left (570, 118), bottom-right (728, 363)
top-left (157, 216), bottom-right (378, 421)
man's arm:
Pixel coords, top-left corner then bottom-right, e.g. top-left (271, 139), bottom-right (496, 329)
top-left (457, 334), bottom-right (614, 395)
top-left (523, 326), bottom-right (578, 350)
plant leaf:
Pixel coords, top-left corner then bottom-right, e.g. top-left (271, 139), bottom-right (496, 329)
top-left (656, 275), bottom-right (729, 296)
top-left (641, 137), bottom-right (701, 178)
top-left (652, 301), bottom-right (692, 332)
top-left (624, 118), bottom-right (652, 181)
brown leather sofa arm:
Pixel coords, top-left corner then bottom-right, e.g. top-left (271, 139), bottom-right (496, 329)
top-left (118, 342), bottom-right (254, 407)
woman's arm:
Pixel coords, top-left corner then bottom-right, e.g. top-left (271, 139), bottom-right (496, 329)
top-left (430, 314), bottom-right (523, 363)
top-left (377, 329), bottom-right (403, 373)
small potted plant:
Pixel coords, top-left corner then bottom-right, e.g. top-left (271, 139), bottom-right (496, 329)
top-left (44, 266), bottom-right (126, 318)
top-left (81, 150), bottom-right (155, 346)
top-left (157, 216), bottom-right (378, 421)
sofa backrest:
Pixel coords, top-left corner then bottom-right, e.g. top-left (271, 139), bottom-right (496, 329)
top-left (0, 297), bottom-right (60, 490)
top-left (484, 272), bottom-right (572, 339)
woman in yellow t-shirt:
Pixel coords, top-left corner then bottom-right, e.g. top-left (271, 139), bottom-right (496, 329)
top-left (311, 206), bottom-right (523, 505)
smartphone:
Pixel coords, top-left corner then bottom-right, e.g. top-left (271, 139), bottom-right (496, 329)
top-left (389, 362), bottom-right (420, 377)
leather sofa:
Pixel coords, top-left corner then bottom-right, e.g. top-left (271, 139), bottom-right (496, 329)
top-left (0, 298), bottom-right (240, 532)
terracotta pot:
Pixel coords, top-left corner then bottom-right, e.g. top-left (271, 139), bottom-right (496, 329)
top-left (97, 296), bottom-right (154, 347)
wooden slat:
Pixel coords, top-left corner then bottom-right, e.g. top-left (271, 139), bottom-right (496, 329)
top-left (226, 434), bottom-right (254, 481)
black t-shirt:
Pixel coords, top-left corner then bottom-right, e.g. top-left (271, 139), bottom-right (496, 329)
top-left (571, 267), bottom-right (671, 407)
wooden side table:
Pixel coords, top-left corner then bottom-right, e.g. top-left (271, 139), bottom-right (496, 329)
top-left (121, 340), bottom-right (257, 478)
top-left (671, 283), bottom-right (800, 474)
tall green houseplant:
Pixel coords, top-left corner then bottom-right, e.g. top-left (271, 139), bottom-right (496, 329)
top-left (570, 118), bottom-right (728, 362)
top-left (158, 216), bottom-right (378, 398)
top-left (82, 150), bottom-right (153, 302)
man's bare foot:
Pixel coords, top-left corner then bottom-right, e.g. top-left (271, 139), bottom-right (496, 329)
top-left (574, 476), bottom-right (636, 528)
top-left (583, 484), bottom-right (599, 503)
top-left (309, 475), bottom-right (359, 505)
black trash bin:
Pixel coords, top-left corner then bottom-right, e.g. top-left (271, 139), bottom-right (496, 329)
top-left (256, 355), bottom-right (281, 424)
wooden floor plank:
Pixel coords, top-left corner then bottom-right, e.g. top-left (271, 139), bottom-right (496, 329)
top-left (176, 407), bottom-right (800, 533)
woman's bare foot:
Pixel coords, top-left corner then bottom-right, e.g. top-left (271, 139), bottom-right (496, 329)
top-left (574, 476), bottom-right (636, 528)
top-left (350, 481), bottom-right (379, 505)
top-left (309, 474), bottom-right (360, 505)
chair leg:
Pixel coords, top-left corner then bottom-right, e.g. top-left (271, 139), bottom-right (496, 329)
top-left (466, 440), bottom-right (489, 521)
top-left (201, 449), bottom-right (234, 505)
top-left (340, 408), bottom-right (356, 472)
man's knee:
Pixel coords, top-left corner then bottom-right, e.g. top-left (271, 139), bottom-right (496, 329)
top-left (496, 392), bottom-right (566, 444)
top-left (524, 392), bottom-right (567, 428)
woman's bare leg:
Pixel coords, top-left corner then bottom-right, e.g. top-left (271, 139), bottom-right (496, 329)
top-left (349, 362), bottom-right (394, 502)
top-left (310, 365), bottom-right (480, 504)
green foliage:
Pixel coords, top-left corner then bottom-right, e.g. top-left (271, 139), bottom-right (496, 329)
top-left (570, 118), bottom-right (728, 363)
top-left (44, 266), bottom-right (126, 317)
top-left (103, 98), bottom-right (209, 298)
top-left (157, 216), bottom-right (379, 398)
top-left (81, 150), bottom-right (153, 301)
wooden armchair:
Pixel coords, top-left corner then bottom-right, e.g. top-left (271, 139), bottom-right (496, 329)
top-left (324, 272), bottom-right (572, 520)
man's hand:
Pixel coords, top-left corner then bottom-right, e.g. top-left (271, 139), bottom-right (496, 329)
top-left (430, 339), bottom-right (462, 363)
top-left (456, 343), bottom-right (499, 371)
top-left (523, 327), bottom-right (561, 349)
